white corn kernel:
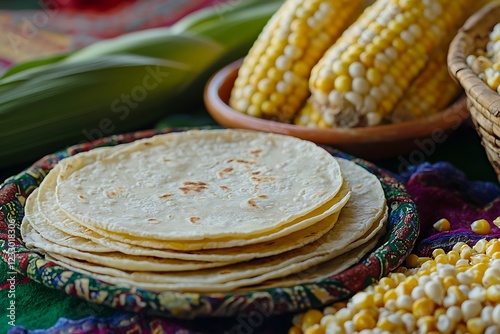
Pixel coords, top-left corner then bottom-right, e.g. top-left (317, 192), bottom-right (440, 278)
top-left (469, 286), bottom-right (487, 303)
top-left (437, 264), bottom-right (457, 278)
top-left (446, 305), bottom-right (463, 323)
top-left (482, 305), bottom-right (494, 326)
top-left (348, 62), bottom-right (365, 77)
top-left (425, 280), bottom-right (445, 304)
top-left (436, 314), bottom-right (453, 334)
top-left (411, 286), bottom-right (425, 300)
top-left (457, 272), bottom-right (473, 285)
top-left (462, 300), bottom-right (482, 322)
top-left (396, 295), bottom-right (413, 311)
top-left (485, 326), bottom-right (500, 334)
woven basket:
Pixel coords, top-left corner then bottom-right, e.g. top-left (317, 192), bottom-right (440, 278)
top-left (448, 1), bottom-right (500, 183)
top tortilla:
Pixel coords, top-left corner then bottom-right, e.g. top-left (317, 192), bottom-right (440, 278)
top-left (55, 129), bottom-right (343, 240)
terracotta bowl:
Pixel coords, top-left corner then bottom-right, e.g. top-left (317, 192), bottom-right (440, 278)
top-left (204, 59), bottom-right (470, 160)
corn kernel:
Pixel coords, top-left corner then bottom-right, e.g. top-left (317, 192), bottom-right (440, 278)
top-left (435, 254), bottom-right (450, 264)
top-left (376, 317), bottom-right (396, 332)
top-left (447, 251), bottom-right (460, 265)
top-left (406, 254), bottom-right (419, 268)
top-left (352, 292), bottom-right (375, 310)
top-left (412, 297), bottom-right (435, 317)
top-left (383, 289), bottom-right (398, 304)
top-left (353, 312), bottom-right (376, 331)
top-left (433, 218), bottom-right (451, 232)
top-left (486, 285), bottom-right (500, 303)
top-left (302, 309), bottom-right (323, 328)
top-left (467, 317), bottom-right (487, 334)
top-left (432, 248), bottom-right (446, 258)
top-left (379, 277), bottom-right (397, 289)
top-left (288, 326), bottom-right (302, 334)
top-left (443, 276), bottom-right (459, 289)
top-left (471, 220), bottom-right (491, 235)
top-left (304, 324), bottom-right (325, 334)
top-left (416, 315), bottom-right (437, 332)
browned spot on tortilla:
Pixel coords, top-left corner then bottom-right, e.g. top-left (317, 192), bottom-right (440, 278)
top-left (159, 194), bottom-right (173, 199)
top-left (258, 194), bottom-right (268, 199)
top-left (218, 167), bottom-right (234, 177)
top-left (249, 170), bottom-right (261, 176)
top-left (162, 157), bottom-right (171, 162)
top-left (220, 186), bottom-right (231, 191)
top-left (249, 149), bottom-right (262, 157)
top-left (226, 159), bottom-right (255, 166)
top-left (190, 217), bottom-right (201, 224)
top-left (78, 195), bottom-right (85, 199)
top-left (247, 199), bottom-right (258, 208)
top-left (147, 218), bottom-right (160, 223)
top-left (251, 176), bottom-right (276, 183)
top-left (143, 142), bottom-right (152, 146)
top-left (105, 187), bottom-right (125, 199)
top-left (236, 159), bottom-right (255, 165)
top-left (179, 181), bottom-right (209, 194)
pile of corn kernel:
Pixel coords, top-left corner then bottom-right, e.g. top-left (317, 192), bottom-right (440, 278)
top-left (467, 23), bottom-right (500, 93)
top-left (289, 238), bottom-right (500, 334)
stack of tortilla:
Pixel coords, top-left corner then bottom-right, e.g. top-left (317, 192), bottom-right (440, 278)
top-left (21, 129), bottom-right (388, 293)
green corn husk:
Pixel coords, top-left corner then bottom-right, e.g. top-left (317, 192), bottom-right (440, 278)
top-left (0, 1), bottom-right (282, 168)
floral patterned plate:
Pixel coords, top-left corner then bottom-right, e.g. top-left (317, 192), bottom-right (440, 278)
top-left (0, 128), bottom-right (418, 319)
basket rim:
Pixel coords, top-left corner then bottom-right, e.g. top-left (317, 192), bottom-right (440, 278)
top-left (448, 1), bottom-right (500, 117)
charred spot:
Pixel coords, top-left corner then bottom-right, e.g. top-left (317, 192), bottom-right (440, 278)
top-left (249, 149), bottom-right (262, 157)
top-left (247, 199), bottom-right (258, 208)
top-left (251, 176), bottom-right (276, 183)
top-left (162, 157), bottom-right (172, 162)
top-left (226, 159), bottom-right (256, 166)
top-left (147, 218), bottom-right (160, 223)
top-left (258, 195), bottom-right (268, 199)
top-left (159, 194), bottom-right (173, 199)
top-left (249, 171), bottom-right (261, 176)
top-left (179, 181), bottom-right (209, 194)
top-left (78, 195), bottom-right (85, 199)
top-left (220, 186), bottom-right (231, 191)
top-left (190, 217), bottom-right (201, 224)
top-left (105, 187), bottom-right (125, 198)
top-left (218, 167), bottom-right (234, 177)
top-left (236, 159), bottom-right (255, 165)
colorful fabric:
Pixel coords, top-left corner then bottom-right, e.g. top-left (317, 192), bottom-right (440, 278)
top-left (0, 0), bottom-right (221, 73)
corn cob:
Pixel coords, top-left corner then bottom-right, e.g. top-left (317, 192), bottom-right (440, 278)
top-left (388, 43), bottom-right (460, 123)
top-left (229, 0), bottom-right (364, 123)
top-left (291, 236), bottom-right (500, 334)
top-left (306, 0), bottom-right (468, 128)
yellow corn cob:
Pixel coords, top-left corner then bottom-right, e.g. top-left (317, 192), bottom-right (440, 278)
top-left (229, 0), bottom-right (364, 123)
top-left (389, 43), bottom-right (460, 123)
top-left (307, 0), bottom-right (469, 128)
top-left (293, 45), bottom-right (461, 126)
